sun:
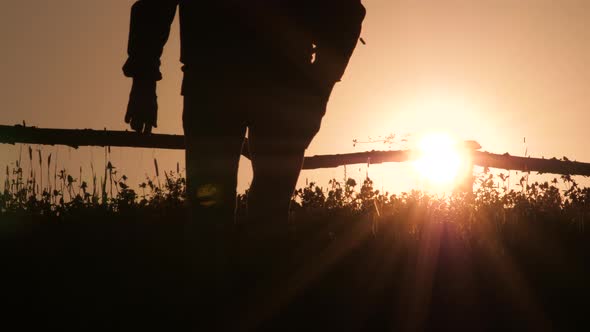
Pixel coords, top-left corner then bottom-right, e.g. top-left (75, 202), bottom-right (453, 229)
top-left (413, 133), bottom-right (470, 186)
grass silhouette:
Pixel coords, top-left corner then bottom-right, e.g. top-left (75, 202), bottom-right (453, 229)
top-left (2, 150), bottom-right (590, 331)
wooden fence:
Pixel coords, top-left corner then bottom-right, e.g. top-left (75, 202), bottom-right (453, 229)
top-left (1, 124), bottom-right (590, 176)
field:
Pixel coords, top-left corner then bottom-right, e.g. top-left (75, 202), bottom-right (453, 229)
top-left (2, 157), bottom-right (590, 331)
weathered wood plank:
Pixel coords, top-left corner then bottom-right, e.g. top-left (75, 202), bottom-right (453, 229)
top-left (1, 124), bottom-right (589, 176)
top-left (0, 125), bottom-right (185, 150)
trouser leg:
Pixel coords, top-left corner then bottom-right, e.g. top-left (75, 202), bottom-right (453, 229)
top-left (182, 94), bottom-right (246, 329)
top-left (184, 140), bottom-right (243, 224)
top-left (183, 95), bottom-right (246, 225)
top-left (235, 86), bottom-right (326, 329)
top-left (246, 87), bottom-right (326, 227)
top-left (247, 139), bottom-right (306, 226)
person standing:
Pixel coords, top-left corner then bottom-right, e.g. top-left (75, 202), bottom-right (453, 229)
top-left (123, 1), bottom-right (365, 328)
top-left (123, 0), bottom-right (365, 226)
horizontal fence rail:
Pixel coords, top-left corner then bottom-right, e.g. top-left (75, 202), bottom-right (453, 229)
top-left (1, 124), bottom-right (590, 176)
top-left (0, 125), bottom-right (185, 150)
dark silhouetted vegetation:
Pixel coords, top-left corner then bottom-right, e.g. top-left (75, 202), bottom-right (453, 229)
top-left (2, 155), bottom-right (590, 331)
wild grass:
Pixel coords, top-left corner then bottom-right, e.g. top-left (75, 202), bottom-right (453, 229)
top-left (2, 146), bottom-right (590, 331)
top-left (2, 144), bottom-right (589, 241)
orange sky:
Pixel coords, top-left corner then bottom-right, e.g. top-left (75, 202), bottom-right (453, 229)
top-left (2, 0), bottom-right (590, 193)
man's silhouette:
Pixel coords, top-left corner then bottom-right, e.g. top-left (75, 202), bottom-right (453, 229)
top-left (123, 1), bottom-right (365, 225)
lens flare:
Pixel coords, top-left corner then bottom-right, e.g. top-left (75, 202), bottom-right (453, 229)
top-left (413, 133), bottom-right (468, 186)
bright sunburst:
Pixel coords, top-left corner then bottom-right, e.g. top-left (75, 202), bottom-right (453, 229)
top-left (413, 133), bottom-right (470, 186)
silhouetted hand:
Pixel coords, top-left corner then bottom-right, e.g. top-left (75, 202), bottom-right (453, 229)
top-left (125, 79), bottom-right (158, 134)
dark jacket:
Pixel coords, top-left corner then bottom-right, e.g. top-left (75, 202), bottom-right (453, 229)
top-left (123, 0), bottom-right (365, 94)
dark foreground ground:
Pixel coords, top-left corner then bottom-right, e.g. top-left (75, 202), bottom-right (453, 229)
top-left (2, 210), bottom-right (590, 331)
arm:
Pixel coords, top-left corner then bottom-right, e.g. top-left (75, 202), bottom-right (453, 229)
top-left (312, 0), bottom-right (366, 90)
top-left (123, 0), bottom-right (178, 80)
top-left (123, 0), bottom-right (178, 133)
